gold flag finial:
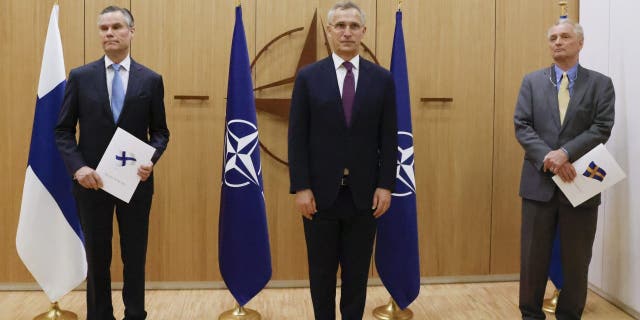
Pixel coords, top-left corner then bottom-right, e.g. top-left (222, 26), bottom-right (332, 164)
top-left (398, 0), bottom-right (403, 11)
top-left (236, 0), bottom-right (241, 7)
top-left (558, 0), bottom-right (569, 20)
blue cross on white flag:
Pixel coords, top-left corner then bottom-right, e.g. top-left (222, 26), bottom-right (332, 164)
top-left (115, 151), bottom-right (137, 166)
top-left (15, 4), bottom-right (87, 302)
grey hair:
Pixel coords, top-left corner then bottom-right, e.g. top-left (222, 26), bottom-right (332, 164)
top-left (548, 19), bottom-right (583, 41)
top-left (99, 6), bottom-right (135, 28)
top-left (328, 1), bottom-right (366, 26)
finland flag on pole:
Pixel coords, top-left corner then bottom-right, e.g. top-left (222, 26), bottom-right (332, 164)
top-left (16, 4), bottom-right (87, 302)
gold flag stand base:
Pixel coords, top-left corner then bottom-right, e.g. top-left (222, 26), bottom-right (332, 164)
top-left (373, 298), bottom-right (413, 320)
top-left (34, 302), bottom-right (78, 320)
top-left (218, 303), bottom-right (261, 320)
top-left (542, 289), bottom-right (560, 314)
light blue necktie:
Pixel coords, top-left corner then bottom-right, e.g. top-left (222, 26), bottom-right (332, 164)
top-left (111, 63), bottom-right (124, 122)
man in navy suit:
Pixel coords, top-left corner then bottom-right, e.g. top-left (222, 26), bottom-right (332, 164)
top-left (288, 2), bottom-right (397, 319)
top-left (514, 20), bottom-right (614, 320)
top-left (55, 6), bottom-right (169, 320)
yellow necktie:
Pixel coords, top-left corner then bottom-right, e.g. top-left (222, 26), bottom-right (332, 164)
top-left (558, 72), bottom-right (570, 124)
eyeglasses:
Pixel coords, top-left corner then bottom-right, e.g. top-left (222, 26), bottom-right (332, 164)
top-left (329, 22), bottom-right (363, 32)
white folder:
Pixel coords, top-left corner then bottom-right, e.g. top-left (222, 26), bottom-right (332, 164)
top-left (553, 143), bottom-right (626, 207)
top-left (95, 128), bottom-right (156, 203)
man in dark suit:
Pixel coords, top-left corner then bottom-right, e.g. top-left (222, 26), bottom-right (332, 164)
top-left (288, 1), bottom-right (397, 319)
top-left (55, 6), bottom-right (169, 320)
top-left (514, 19), bottom-right (614, 320)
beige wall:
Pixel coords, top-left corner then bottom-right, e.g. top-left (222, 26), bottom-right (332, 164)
top-left (0, 0), bottom-right (578, 283)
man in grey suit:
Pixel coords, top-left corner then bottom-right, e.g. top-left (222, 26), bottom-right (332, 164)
top-left (514, 20), bottom-right (615, 320)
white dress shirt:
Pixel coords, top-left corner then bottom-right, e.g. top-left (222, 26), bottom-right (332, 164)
top-left (104, 55), bottom-right (131, 104)
top-left (332, 53), bottom-right (360, 96)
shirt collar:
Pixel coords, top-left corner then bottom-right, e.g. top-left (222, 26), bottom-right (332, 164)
top-left (105, 54), bottom-right (131, 71)
top-left (332, 53), bottom-right (360, 71)
top-left (554, 63), bottom-right (578, 84)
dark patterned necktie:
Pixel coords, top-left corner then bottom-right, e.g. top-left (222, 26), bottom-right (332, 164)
top-left (342, 61), bottom-right (355, 126)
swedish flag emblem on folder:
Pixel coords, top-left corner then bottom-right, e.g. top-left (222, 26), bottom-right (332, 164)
top-left (583, 161), bottom-right (606, 182)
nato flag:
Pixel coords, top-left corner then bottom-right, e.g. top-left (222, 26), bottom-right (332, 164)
top-left (374, 10), bottom-right (421, 310)
top-left (218, 5), bottom-right (272, 306)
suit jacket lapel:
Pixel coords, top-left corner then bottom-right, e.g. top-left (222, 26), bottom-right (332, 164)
top-left (546, 66), bottom-right (562, 130)
top-left (119, 59), bottom-right (142, 125)
top-left (321, 57), bottom-right (348, 128)
top-left (351, 58), bottom-right (371, 126)
top-left (561, 65), bottom-right (590, 132)
top-left (93, 58), bottom-right (113, 123)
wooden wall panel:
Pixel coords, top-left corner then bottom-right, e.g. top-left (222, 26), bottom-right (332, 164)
top-left (491, 0), bottom-right (580, 274)
top-left (376, 0), bottom-right (495, 276)
top-left (0, 0), bottom-right (85, 282)
top-left (0, 0), bottom-right (581, 283)
top-left (253, 0), bottom-right (317, 281)
top-left (129, 0), bottom-right (253, 281)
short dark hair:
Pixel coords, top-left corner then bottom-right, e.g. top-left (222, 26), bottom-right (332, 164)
top-left (99, 6), bottom-right (134, 27)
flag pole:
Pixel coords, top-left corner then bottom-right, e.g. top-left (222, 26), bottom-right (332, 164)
top-left (218, 301), bottom-right (261, 320)
top-left (543, 289), bottom-right (561, 313)
top-left (21, 3), bottom-right (83, 320)
top-left (558, 0), bottom-right (568, 20)
top-left (373, 298), bottom-right (413, 320)
top-left (372, 0), bottom-right (419, 320)
top-left (33, 301), bottom-right (78, 320)
top-left (218, 4), bottom-right (271, 319)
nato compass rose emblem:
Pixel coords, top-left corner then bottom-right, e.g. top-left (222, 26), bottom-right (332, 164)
top-left (392, 131), bottom-right (416, 197)
top-left (223, 119), bottom-right (262, 188)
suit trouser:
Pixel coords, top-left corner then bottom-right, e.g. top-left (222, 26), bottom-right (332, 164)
top-left (303, 186), bottom-right (377, 320)
top-left (519, 191), bottom-right (598, 320)
top-left (74, 182), bottom-right (152, 320)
